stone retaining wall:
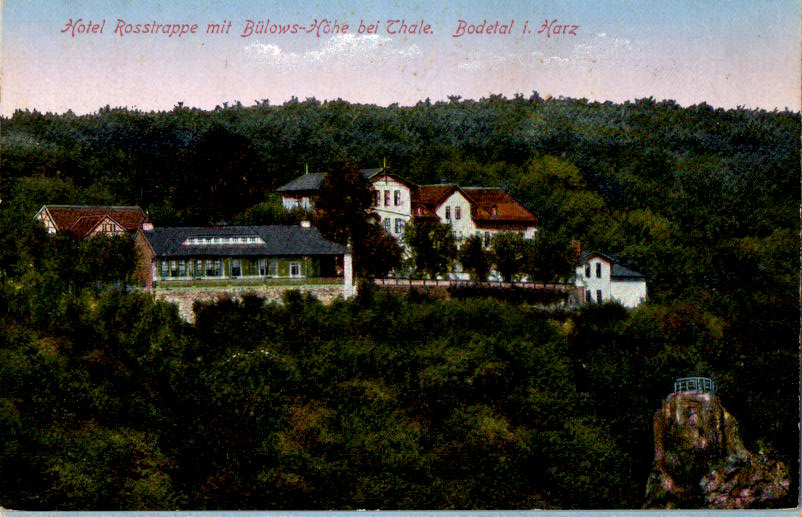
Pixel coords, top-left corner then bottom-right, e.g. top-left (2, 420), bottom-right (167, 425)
top-left (152, 284), bottom-right (345, 323)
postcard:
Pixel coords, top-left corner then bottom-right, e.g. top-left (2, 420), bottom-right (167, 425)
top-left (0, 0), bottom-right (799, 513)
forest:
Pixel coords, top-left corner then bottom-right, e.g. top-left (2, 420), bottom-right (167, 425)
top-left (0, 94), bottom-right (798, 509)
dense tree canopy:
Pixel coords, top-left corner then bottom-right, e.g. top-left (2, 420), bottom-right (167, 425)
top-left (0, 94), bottom-right (798, 509)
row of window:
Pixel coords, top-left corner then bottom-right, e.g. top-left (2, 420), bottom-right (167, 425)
top-left (444, 206), bottom-right (462, 221)
top-left (584, 262), bottom-right (603, 278)
top-left (100, 222), bottom-right (119, 233)
top-left (382, 217), bottom-right (407, 234)
top-left (158, 259), bottom-right (301, 278)
top-left (376, 189), bottom-right (403, 207)
top-left (183, 236), bottom-right (264, 246)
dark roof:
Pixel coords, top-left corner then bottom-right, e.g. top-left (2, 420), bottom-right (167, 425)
top-left (42, 205), bottom-right (146, 236)
top-left (360, 168), bottom-right (383, 179)
top-left (142, 225), bottom-right (348, 258)
top-left (578, 251), bottom-right (646, 279)
top-left (611, 263), bottom-right (645, 279)
top-left (277, 168), bottom-right (387, 193)
top-left (276, 173), bottom-right (327, 193)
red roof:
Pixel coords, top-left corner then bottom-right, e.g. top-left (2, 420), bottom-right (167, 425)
top-left (462, 188), bottom-right (538, 224)
top-left (411, 184), bottom-right (460, 219)
top-left (42, 205), bottom-right (146, 238)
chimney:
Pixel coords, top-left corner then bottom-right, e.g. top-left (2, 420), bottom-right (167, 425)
top-left (571, 239), bottom-right (581, 258)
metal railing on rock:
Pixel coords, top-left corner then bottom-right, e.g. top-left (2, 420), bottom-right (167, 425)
top-left (673, 376), bottom-right (716, 396)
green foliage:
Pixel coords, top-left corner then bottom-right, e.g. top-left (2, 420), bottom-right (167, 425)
top-left (490, 232), bottom-right (526, 282)
top-left (402, 221), bottom-right (457, 279)
top-left (458, 234), bottom-right (490, 281)
top-left (314, 161), bottom-right (402, 277)
top-left (233, 194), bottom-right (306, 225)
top-left (0, 96), bottom-right (798, 509)
top-left (522, 229), bottom-right (576, 282)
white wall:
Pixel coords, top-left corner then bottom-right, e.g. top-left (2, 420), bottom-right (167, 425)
top-left (610, 279), bottom-right (647, 309)
top-left (372, 176), bottom-right (412, 238)
top-left (282, 195), bottom-right (311, 211)
top-left (435, 190), bottom-right (476, 244)
top-left (574, 257), bottom-right (612, 303)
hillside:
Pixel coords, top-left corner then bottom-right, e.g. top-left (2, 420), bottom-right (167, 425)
top-left (0, 95), bottom-right (798, 509)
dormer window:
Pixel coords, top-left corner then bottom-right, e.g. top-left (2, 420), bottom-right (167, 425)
top-left (183, 235), bottom-right (264, 246)
top-left (490, 205), bottom-right (498, 217)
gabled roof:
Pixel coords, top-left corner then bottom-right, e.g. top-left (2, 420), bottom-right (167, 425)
top-left (68, 214), bottom-right (124, 238)
top-left (462, 188), bottom-right (538, 224)
top-left (38, 205), bottom-right (146, 237)
top-left (413, 184), bottom-right (461, 206)
top-left (578, 251), bottom-right (646, 279)
top-left (141, 225), bottom-right (348, 258)
top-left (276, 173), bottom-right (328, 193)
top-left (411, 184), bottom-right (462, 219)
top-left (276, 167), bottom-right (393, 193)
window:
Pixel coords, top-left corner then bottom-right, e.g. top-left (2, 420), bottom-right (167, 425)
top-left (259, 259), bottom-right (267, 276)
top-left (484, 231), bottom-right (491, 247)
top-left (596, 289), bottom-right (603, 302)
top-left (445, 206), bottom-right (451, 220)
top-left (269, 260), bottom-right (278, 277)
top-left (178, 260), bottom-right (186, 277)
top-left (375, 191), bottom-right (381, 206)
top-left (394, 190), bottom-right (401, 206)
top-left (490, 205), bottom-right (498, 217)
top-left (384, 190), bottom-right (390, 206)
top-left (289, 262), bottom-right (301, 277)
top-left (596, 263), bottom-right (602, 278)
top-left (160, 261), bottom-right (168, 277)
top-left (585, 264), bottom-right (591, 278)
top-left (383, 218), bottom-right (391, 231)
top-left (587, 290), bottom-right (593, 303)
top-left (196, 260), bottom-right (204, 276)
top-left (455, 206), bottom-right (461, 220)
top-left (231, 259), bottom-right (241, 277)
top-left (395, 218), bottom-right (405, 234)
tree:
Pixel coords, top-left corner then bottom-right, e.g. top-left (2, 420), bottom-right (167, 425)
top-left (522, 230), bottom-right (576, 282)
top-left (458, 234), bottom-right (490, 281)
top-left (490, 232), bottom-right (526, 282)
top-left (314, 161), bottom-right (402, 277)
top-left (402, 221), bottom-right (457, 279)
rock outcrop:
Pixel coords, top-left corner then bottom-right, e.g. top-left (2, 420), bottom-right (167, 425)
top-left (645, 391), bottom-right (789, 509)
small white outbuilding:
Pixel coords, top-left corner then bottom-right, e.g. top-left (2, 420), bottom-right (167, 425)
top-left (574, 251), bottom-right (647, 308)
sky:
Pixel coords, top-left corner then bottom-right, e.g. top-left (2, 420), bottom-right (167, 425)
top-left (1, 0), bottom-right (800, 115)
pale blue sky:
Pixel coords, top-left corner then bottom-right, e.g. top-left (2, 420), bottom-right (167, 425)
top-left (2, 1), bottom-right (799, 115)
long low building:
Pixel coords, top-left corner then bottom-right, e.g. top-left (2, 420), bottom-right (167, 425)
top-left (135, 224), bottom-right (354, 295)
